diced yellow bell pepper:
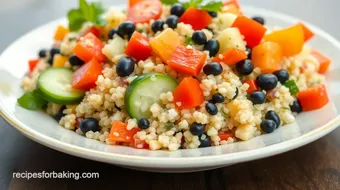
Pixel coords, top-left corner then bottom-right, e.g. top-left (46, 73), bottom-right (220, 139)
top-left (53, 55), bottom-right (68, 68)
top-left (54, 25), bottom-right (69, 41)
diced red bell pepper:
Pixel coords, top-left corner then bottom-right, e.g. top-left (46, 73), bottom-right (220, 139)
top-left (173, 77), bottom-right (204, 109)
top-left (179, 8), bottom-right (212, 30)
top-left (232, 16), bottom-right (267, 48)
top-left (297, 84), bottom-right (329, 111)
top-left (125, 31), bottom-right (152, 61)
top-left (72, 59), bottom-right (103, 90)
top-left (133, 139), bottom-right (149, 149)
top-left (218, 132), bottom-right (233, 141)
top-left (297, 22), bottom-right (314, 42)
top-left (222, 0), bottom-right (242, 15)
top-left (311, 50), bottom-right (331, 74)
top-left (243, 79), bottom-right (259, 93)
top-left (73, 33), bottom-right (105, 63)
top-left (83, 26), bottom-right (101, 38)
top-left (211, 48), bottom-right (247, 65)
top-left (109, 121), bottom-right (141, 143)
top-left (28, 59), bottom-right (39, 73)
top-left (167, 46), bottom-right (207, 76)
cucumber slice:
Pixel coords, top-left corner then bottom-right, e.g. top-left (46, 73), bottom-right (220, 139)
top-left (125, 73), bottom-right (178, 120)
top-left (37, 68), bottom-right (85, 104)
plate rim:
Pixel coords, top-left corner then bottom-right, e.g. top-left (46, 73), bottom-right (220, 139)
top-left (1, 5), bottom-right (340, 169)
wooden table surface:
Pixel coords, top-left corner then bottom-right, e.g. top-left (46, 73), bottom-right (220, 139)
top-left (1, 0), bottom-right (340, 189)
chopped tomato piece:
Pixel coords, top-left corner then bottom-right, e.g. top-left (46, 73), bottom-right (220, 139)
top-left (127, 0), bottom-right (162, 23)
top-left (264, 24), bottom-right (304, 57)
top-left (54, 25), bottom-right (69, 41)
top-left (167, 46), bottom-right (207, 76)
top-left (297, 22), bottom-right (314, 42)
top-left (211, 48), bottom-right (247, 65)
top-left (72, 59), bottom-right (103, 90)
top-left (218, 132), bottom-right (233, 141)
top-left (297, 84), bottom-right (329, 111)
top-left (149, 28), bottom-right (181, 62)
top-left (28, 59), bottom-right (39, 73)
top-left (128, 0), bottom-right (145, 7)
top-left (109, 121), bottom-right (141, 143)
top-left (125, 31), bottom-right (152, 61)
top-left (222, 0), bottom-right (242, 15)
top-left (52, 54), bottom-right (68, 68)
top-left (243, 79), bottom-right (259, 93)
top-left (251, 41), bottom-right (282, 73)
top-left (232, 16), bottom-right (267, 48)
top-left (311, 50), bottom-right (331, 74)
top-left (173, 77), bottom-right (204, 109)
top-left (73, 33), bottom-right (105, 63)
top-left (83, 26), bottom-right (101, 38)
top-left (133, 139), bottom-right (149, 149)
top-left (179, 8), bottom-right (212, 30)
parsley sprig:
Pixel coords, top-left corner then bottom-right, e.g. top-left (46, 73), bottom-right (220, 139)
top-left (161, 0), bottom-right (223, 12)
top-left (67, 0), bottom-right (106, 31)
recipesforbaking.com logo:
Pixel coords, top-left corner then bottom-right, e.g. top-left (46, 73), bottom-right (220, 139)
top-left (12, 171), bottom-right (99, 180)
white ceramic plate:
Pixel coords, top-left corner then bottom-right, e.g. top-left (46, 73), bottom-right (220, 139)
top-left (1, 5), bottom-right (340, 173)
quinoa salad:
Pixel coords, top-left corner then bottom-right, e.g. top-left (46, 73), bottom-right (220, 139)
top-left (18, 0), bottom-right (331, 151)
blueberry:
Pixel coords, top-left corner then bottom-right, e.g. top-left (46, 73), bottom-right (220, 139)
top-left (290, 99), bottom-right (303, 113)
top-left (192, 30), bottom-right (207, 45)
top-left (203, 62), bottom-right (223, 76)
top-left (50, 48), bottom-right (60, 58)
top-left (248, 91), bottom-right (266, 104)
top-left (116, 56), bottom-right (135, 77)
top-left (252, 16), bottom-right (265, 25)
top-left (38, 49), bottom-right (47, 58)
top-left (69, 55), bottom-right (84, 66)
top-left (205, 102), bottom-right (218, 115)
top-left (190, 122), bottom-right (206, 136)
top-left (273, 69), bottom-right (290, 84)
top-left (265, 110), bottom-right (281, 128)
top-left (108, 28), bottom-right (118, 39)
top-left (170, 3), bottom-right (185, 17)
top-left (80, 118), bottom-right (100, 134)
top-left (138, 118), bottom-right (150, 129)
top-left (54, 106), bottom-right (66, 122)
top-left (118, 21), bottom-right (136, 37)
top-left (204, 39), bottom-right (220, 57)
top-left (236, 59), bottom-right (254, 75)
top-left (208, 11), bottom-right (217, 18)
top-left (199, 134), bottom-right (211, 148)
top-left (256, 74), bottom-right (278, 90)
top-left (47, 57), bottom-right (54, 65)
top-left (211, 93), bottom-right (225, 103)
top-left (166, 15), bottom-right (179, 29)
top-left (246, 47), bottom-right (252, 59)
top-left (260, 119), bottom-right (277, 133)
top-left (232, 87), bottom-right (239, 100)
top-left (151, 20), bottom-right (164, 33)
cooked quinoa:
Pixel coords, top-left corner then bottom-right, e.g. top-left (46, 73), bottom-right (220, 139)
top-left (19, 0), bottom-right (331, 151)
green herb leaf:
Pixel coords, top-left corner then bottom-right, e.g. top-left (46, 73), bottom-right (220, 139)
top-left (184, 35), bottom-right (194, 45)
top-left (166, 122), bottom-right (174, 130)
top-left (221, 110), bottom-right (229, 118)
top-left (198, 0), bottom-right (222, 12)
top-left (284, 80), bottom-right (300, 95)
top-left (68, 0), bottom-right (106, 32)
top-left (17, 90), bottom-right (48, 110)
top-left (160, 0), bottom-right (179, 5)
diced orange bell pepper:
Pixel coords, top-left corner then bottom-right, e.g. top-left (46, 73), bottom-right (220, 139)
top-left (264, 24), bottom-right (304, 57)
top-left (179, 8), bottom-right (212, 30)
top-left (52, 54), bottom-right (68, 68)
top-left (167, 46), bottom-right (207, 76)
top-left (218, 132), bottom-right (233, 141)
top-left (232, 16), bottom-right (267, 48)
top-left (109, 121), bottom-right (141, 143)
top-left (211, 48), bottom-right (247, 65)
top-left (73, 33), bottom-right (105, 63)
top-left (297, 22), bottom-right (314, 42)
top-left (28, 59), bottom-right (39, 73)
top-left (252, 41), bottom-right (282, 74)
top-left (311, 50), bottom-right (331, 74)
top-left (72, 59), bottom-right (103, 90)
top-left (149, 28), bottom-right (181, 62)
top-left (125, 31), bottom-right (152, 61)
top-left (54, 25), bottom-right (69, 41)
top-left (243, 79), bottom-right (259, 93)
top-left (173, 77), bottom-right (204, 110)
top-left (297, 84), bottom-right (329, 111)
